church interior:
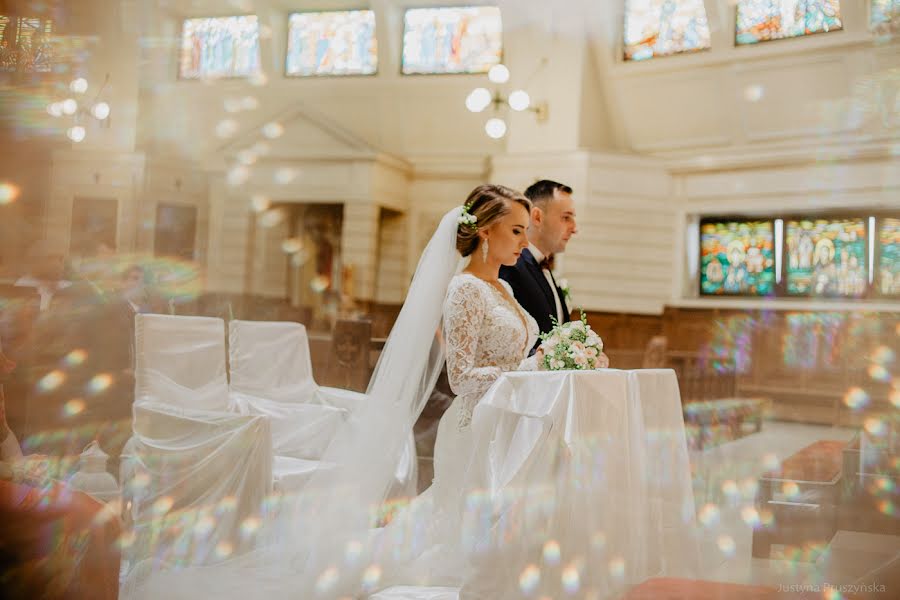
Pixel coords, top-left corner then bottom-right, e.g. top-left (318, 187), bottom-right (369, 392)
top-left (0, 0), bottom-right (898, 598)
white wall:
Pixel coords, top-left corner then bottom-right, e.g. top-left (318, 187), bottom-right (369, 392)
top-left (597, 1), bottom-right (899, 155)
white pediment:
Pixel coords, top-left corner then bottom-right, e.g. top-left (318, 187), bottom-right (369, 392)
top-left (217, 103), bottom-right (381, 162)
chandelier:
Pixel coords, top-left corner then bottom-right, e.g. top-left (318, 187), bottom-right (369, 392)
top-left (46, 73), bottom-right (111, 143)
top-left (465, 63), bottom-right (548, 139)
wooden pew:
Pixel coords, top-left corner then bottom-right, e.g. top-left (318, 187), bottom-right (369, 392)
top-left (752, 440), bottom-right (845, 559)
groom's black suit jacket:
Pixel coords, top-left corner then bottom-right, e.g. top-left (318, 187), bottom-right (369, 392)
top-left (499, 248), bottom-right (570, 352)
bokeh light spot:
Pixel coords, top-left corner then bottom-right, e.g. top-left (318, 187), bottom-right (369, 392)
top-left (240, 516), bottom-right (261, 538)
top-left (153, 496), bottom-right (173, 515)
top-left (864, 417), bottom-right (887, 437)
top-left (608, 557), bottom-right (625, 578)
top-left (215, 541), bottom-right (234, 558)
top-left (717, 535), bottom-right (736, 556)
top-left (315, 566), bottom-right (339, 593)
top-left (782, 481), bottom-right (800, 499)
top-left (561, 564), bottom-right (580, 594)
top-left (699, 503), bottom-right (720, 527)
top-left (0, 182), bottom-right (20, 205)
top-left (362, 564), bottom-right (381, 590)
top-left (518, 564), bottom-right (540, 593)
top-left (741, 505), bottom-right (761, 528)
top-left (63, 348), bottom-right (87, 367)
top-left (542, 539), bottom-right (561, 565)
top-left (37, 370), bottom-right (66, 392)
top-left (843, 387), bottom-right (869, 410)
top-left (87, 373), bottom-right (113, 394)
top-left (63, 398), bottom-right (86, 417)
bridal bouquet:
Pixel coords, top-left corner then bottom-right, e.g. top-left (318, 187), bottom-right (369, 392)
top-left (538, 312), bottom-right (604, 371)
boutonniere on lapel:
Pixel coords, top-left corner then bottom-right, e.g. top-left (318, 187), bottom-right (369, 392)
top-left (557, 277), bottom-right (572, 304)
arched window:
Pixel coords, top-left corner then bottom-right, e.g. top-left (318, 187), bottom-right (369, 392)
top-left (623, 0), bottom-right (711, 61)
top-left (735, 1), bottom-right (842, 45)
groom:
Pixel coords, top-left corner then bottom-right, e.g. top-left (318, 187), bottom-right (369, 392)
top-left (500, 179), bottom-right (577, 348)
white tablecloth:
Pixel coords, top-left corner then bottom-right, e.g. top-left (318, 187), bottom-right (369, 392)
top-left (450, 369), bottom-right (699, 598)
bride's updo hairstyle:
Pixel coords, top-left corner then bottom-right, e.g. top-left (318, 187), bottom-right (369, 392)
top-left (456, 184), bottom-right (531, 257)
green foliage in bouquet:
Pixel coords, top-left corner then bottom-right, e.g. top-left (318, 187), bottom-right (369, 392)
top-left (538, 311), bottom-right (605, 371)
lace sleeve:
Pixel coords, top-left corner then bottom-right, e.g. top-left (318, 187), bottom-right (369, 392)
top-left (443, 280), bottom-right (502, 400)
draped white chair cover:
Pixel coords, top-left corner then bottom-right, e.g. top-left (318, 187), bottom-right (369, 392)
top-left (125, 314), bottom-right (274, 587)
top-left (123, 402), bottom-right (273, 587)
top-left (227, 319), bottom-right (417, 498)
top-left (135, 314), bottom-right (229, 411)
top-left (228, 319), bottom-right (318, 404)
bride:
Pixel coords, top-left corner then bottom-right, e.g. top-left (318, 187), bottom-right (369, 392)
top-left (125, 185), bottom-right (598, 599)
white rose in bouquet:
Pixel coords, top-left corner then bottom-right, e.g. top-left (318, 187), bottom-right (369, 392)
top-left (538, 312), bottom-right (605, 371)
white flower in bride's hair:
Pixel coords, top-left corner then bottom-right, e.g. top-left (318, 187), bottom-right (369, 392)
top-left (458, 202), bottom-right (478, 230)
top-left (458, 213), bottom-right (477, 227)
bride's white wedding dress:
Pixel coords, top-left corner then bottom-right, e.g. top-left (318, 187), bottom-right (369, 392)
top-left (441, 273), bottom-right (540, 430)
top-left (375, 274), bottom-right (542, 589)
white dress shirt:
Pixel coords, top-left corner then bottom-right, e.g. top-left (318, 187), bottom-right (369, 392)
top-left (528, 243), bottom-right (564, 323)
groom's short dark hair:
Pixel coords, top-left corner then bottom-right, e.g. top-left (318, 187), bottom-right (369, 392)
top-left (523, 180), bottom-right (573, 208)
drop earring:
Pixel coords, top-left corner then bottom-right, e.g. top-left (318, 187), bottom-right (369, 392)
top-left (482, 238), bottom-right (489, 263)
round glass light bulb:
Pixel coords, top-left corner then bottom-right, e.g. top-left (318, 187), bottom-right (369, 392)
top-left (70, 78), bottom-right (88, 94)
top-left (465, 87), bottom-right (492, 113)
top-left (508, 90), bottom-right (530, 111)
top-left (488, 64), bottom-right (510, 84)
top-left (47, 102), bottom-right (63, 117)
top-left (67, 125), bottom-right (86, 143)
top-left (92, 102), bottom-right (110, 120)
top-left (485, 117), bottom-right (507, 139)
top-left (61, 98), bottom-right (78, 115)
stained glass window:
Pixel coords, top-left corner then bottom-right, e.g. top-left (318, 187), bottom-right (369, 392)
top-left (871, 0), bottom-right (899, 34)
top-left (700, 220), bottom-right (776, 296)
top-left (0, 16), bottom-right (53, 72)
top-left (179, 16), bottom-right (260, 79)
top-left (785, 218), bottom-right (867, 297)
top-left (735, 1), bottom-right (842, 45)
top-left (878, 217), bottom-right (900, 297)
top-left (623, 0), bottom-right (711, 61)
top-left (286, 10), bottom-right (377, 76)
top-left (401, 6), bottom-right (502, 75)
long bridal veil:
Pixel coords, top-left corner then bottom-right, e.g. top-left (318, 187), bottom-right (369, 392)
top-left (122, 207), bottom-right (467, 599)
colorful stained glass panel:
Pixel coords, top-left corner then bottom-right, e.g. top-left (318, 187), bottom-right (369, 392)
top-left (736, 0), bottom-right (842, 45)
top-left (878, 217), bottom-right (900, 297)
top-left (871, 0), bottom-right (899, 33)
top-left (179, 16), bottom-right (260, 79)
top-left (0, 16), bottom-right (53, 72)
top-left (785, 218), bottom-right (867, 297)
top-left (401, 6), bottom-right (502, 75)
top-left (286, 10), bottom-right (377, 77)
top-left (700, 220), bottom-right (776, 296)
top-left (623, 0), bottom-right (711, 61)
